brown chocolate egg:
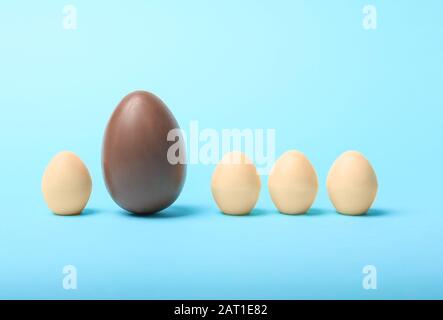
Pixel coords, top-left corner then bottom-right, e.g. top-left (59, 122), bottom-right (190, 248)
top-left (102, 91), bottom-right (186, 214)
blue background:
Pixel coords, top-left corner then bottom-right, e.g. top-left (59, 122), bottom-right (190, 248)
top-left (1, 0), bottom-right (442, 299)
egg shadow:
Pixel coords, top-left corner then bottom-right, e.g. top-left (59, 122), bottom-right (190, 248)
top-left (366, 208), bottom-right (394, 217)
top-left (218, 208), bottom-right (271, 217)
top-left (336, 208), bottom-right (394, 217)
top-left (250, 208), bottom-right (270, 216)
top-left (276, 207), bottom-right (330, 216)
top-left (121, 204), bottom-right (207, 219)
top-left (55, 208), bottom-right (101, 217)
top-left (306, 208), bottom-right (330, 216)
top-left (81, 208), bottom-right (102, 216)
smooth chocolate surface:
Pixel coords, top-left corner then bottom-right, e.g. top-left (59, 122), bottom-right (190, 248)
top-left (102, 91), bottom-right (186, 214)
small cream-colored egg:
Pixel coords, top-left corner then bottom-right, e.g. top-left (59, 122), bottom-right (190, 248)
top-left (211, 152), bottom-right (261, 215)
top-left (268, 150), bottom-right (318, 214)
top-left (42, 151), bottom-right (92, 215)
top-left (326, 151), bottom-right (378, 215)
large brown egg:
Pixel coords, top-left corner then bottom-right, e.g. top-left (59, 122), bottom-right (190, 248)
top-left (102, 91), bottom-right (186, 214)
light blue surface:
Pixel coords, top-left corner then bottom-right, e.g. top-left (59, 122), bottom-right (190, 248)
top-left (1, 0), bottom-right (442, 299)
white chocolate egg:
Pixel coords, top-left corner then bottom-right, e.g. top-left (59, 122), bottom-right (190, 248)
top-left (211, 152), bottom-right (261, 215)
top-left (42, 151), bottom-right (92, 215)
top-left (326, 151), bottom-right (378, 215)
top-left (268, 150), bottom-right (318, 214)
